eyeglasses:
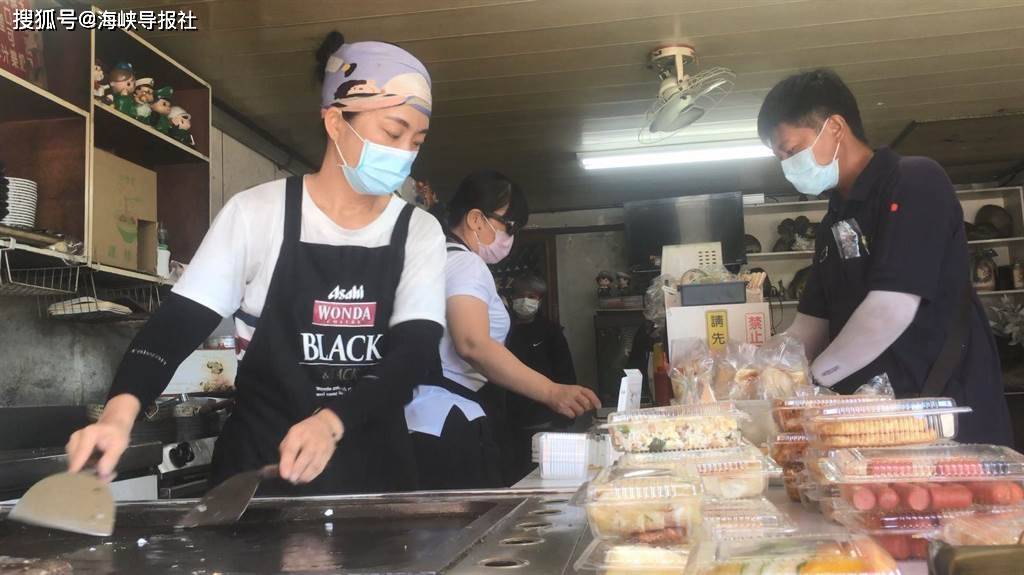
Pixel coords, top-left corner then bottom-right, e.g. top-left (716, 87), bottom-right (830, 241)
top-left (484, 211), bottom-right (520, 236)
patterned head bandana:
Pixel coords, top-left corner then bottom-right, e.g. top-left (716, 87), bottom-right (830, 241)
top-left (321, 41), bottom-right (432, 117)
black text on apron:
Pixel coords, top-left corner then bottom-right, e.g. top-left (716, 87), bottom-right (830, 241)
top-left (211, 176), bottom-right (417, 494)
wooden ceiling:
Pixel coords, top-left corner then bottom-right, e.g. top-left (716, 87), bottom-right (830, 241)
top-left (95, 0), bottom-right (1024, 211)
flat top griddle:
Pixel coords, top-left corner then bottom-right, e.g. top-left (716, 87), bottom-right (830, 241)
top-left (0, 493), bottom-right (526, 575)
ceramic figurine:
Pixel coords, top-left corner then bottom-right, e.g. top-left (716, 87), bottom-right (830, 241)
top-left (616, 271), bottom-right (632, 296)
top-left (92, 59), bottom-right (111, 104)
top-left (972, 249), bottom-right (998, 292)
top-left (167, 106), bottom-right (195, 147)
top-left (132, 77), bottom-right (154, 122)
top-left (149, 86), bottom-right (174, 134)
top-left (596, 270), bottom-right (614, 297)
top-left (108, 62), bottom-right (136, 116)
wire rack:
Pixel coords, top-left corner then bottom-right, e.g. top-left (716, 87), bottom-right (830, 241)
top-left (0, 244), bottom-right (81, 297)
top-left (37, 272), bottom-right (164, 323)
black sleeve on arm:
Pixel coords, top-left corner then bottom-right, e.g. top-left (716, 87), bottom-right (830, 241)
top-left (548, 324), bottom-right (577, 385)
top-left (107, 292), bottom-right (224, 407)
top-left (325, 319), bottom-right (443, 431)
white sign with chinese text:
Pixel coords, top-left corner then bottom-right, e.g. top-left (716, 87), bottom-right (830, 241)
top-left (665, 302), bottom-right (772, 360)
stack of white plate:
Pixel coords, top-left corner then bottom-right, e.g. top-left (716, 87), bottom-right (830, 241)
top-left (1, 177), bottom-right (38, 229)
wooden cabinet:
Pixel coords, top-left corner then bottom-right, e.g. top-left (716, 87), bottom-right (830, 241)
top-left (0, 11), bottom-right (211, 314)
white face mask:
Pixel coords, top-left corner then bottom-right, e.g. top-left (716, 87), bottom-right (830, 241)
top-left (779, 118), bottom-right (841, 197)
top-left (512, 297), bottom-right (540, 319)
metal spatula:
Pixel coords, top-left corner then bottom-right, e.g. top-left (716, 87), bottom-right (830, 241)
top-left (8, 471), bottom-right (115, 536)
top-left (177, 464), bottom-right (278, 528)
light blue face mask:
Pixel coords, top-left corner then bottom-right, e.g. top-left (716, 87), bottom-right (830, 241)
top-left (780, 118), bottom-right (840, 197)
top-left (334, 121), bottom-right (418, 196)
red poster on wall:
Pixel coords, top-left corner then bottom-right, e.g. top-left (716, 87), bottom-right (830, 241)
top-left (0, 0), bottom-right (45, 85)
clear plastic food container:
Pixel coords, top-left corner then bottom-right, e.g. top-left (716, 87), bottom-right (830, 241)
top-left (585, 466), bottom-right (704, 543)
top-left (804, 397), bottom-right (970, 448)
top-left (689, 534), bottom-right (900, 575)
top-left (703, 497), bottom-right (797, 540)
top-left (818, 444), bottom-right (1024, 483)
top-left (830, 480), bottom-right (1024, 515)
top-left (617, 444), bottom-right (779, 500)
top-left (732, 399), bottom-right (777, 447)
top-left (831, 508), bottom-right (977, 561)
top-left (939, 509), bottom-right (1024, 546)
top-left (772, 396), bottom-right (891, 433)
top-left (604, 404), bottom-right (746, 454)
top-left (573, 540), bottom-right (692, 574)
top-left (782, 463), bottom-right (805, 502)
top-left (768, 432), bottom-right (810, 465)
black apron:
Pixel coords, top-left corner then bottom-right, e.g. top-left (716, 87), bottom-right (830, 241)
top-left (210, 176), bottom-right (418, 494)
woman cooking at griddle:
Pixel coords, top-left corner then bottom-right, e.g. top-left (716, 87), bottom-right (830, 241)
top-left (65, 32), bottom-right (446, 494)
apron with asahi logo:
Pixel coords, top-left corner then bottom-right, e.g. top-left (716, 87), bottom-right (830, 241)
top-left (210, 176), bottom-right (418, 494)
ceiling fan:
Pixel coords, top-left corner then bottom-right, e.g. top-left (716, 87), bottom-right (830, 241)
top-left (639, 45), bottom-right (735, 144)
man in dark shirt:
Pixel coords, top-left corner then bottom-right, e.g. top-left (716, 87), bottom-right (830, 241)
top-left (503, 274), bottom-right (577, 482)
top-left (758, 69), bottom-right (1012, 446)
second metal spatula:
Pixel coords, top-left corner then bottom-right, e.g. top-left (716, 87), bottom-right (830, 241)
top-left (177, 464), bottom-right (278, 528)
top-left (8, 471), bottom-right (115, 536)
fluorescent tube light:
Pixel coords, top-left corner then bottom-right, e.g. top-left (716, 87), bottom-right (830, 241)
top-left (578, 141), bottom-right (773, 170)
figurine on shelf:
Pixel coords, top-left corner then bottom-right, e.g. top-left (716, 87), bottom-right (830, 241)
top-left (108, 62), bottom-right (136, 116)
top-left (167, 106), bottom-right (195, 147)
top-left (596, 270), bottom-right (614, 297)
top-left (132, 77), bottom-right (154, 122)
top-left (92, 59), bottom-right (112, 105)
top-left (616, 271), bottom-right (632, 296)
top-left (972, 249), bottom-right (998, 292)
top-left (149, 86), bottom-right (174, 134)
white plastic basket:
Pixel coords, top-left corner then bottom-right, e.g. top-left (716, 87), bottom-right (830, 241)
top-left (532, 432), bottom-right (589, 479)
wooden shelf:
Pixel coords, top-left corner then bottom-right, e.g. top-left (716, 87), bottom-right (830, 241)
top-left (978, 289), bottom-right (1024, 298)
top-left (0, 116), bottom-right (88, 243)
top-left (94, 27), bottom-right (210, 157)
top-left (746, 237), bottom-right (1024, 261)
top-left (0, 69), bottom-right (88, 122)
top-left (89, 263), bottom-right (174, 287)
top-left (968, 237), bottom-right (1024, 247)
top-left (956, 187), bottom-right (1023, 201)
top-left (743, 199), bottom-right (829, 214)
top-left (93, 104), bottom-right (208, 166)
top-left (747, 250), bottom-right (814, 261)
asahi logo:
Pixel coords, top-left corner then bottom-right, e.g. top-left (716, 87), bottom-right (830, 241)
top-left (313, 300), bottom-right (376, 327)
top-left (327, 284), bottom-right (364, 301)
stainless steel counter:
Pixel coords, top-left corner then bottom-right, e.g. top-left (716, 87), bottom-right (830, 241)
top-left (0, 488), bottom-right (587, 574)
top-left (0, 478), bottom-right (929, 574)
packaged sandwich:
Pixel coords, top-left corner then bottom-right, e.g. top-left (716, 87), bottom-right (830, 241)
top-left (584, 466), bottom-right (703, 544)
top-left (618, 444), bottom-right (778, 500)
top-left (605, 404), bottom-right (746, 454)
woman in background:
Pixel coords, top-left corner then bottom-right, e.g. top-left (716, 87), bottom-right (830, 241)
top-left (405, 170), bottom-right (601, 489)
top-left (503, 274), bottom-right (578, 483)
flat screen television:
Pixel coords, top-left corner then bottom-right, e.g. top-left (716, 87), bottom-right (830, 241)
top-left (623, 192), bottom-right (746, 270)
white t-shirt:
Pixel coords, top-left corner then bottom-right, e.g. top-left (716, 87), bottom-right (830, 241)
top-left (404, 243), bottom-right (511, 437)
top-left (172, 177), bottom-right (446, 357)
